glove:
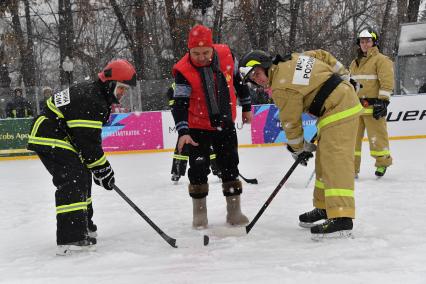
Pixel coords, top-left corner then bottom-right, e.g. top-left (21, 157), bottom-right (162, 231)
top-left (349, 78), bottom-right (362, 93)
top-left (92, 161), bottom-right (115, 190)
top-left (372, 99), bottom-right (389, 120)
top-left (287, 141), bottom-right (316, 167)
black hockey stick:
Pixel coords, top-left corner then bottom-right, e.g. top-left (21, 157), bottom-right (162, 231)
top-left (239, 173), bottom-right (258, 184)
top-left (245, 156), bottom-right (304, 233)
top-left (113, 185), bottom-right (178, 248)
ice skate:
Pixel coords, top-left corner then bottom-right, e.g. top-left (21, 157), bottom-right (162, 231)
top-left (375, 166), bottom-right (387, 178)
top-left (299, 208), bottom-right (327, 228)
top-left (56, 237), bottom-right (97, 256)
top-left (88, 221), bottom-right (97, 238)
top-left (171, 174), bottom-right (180, 184)
top-left (310, 217), bottom-right (353, 240)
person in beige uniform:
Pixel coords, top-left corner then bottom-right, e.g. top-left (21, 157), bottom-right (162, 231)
top-left (239, 50), bottom-right (363, 239)
top-left (350, 29), bottom-right (394, 178)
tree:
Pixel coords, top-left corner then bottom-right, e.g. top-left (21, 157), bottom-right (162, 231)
top-left (58, 0), bottom-right (74, 86)
top-left (9, 0), bottom-right (37, 88)
top-left (110, 0), bottom-right (144, 80)
top-left (164, 0), bottom-right (195, 60)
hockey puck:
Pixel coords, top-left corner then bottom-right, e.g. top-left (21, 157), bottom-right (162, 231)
top-left (203, 235), bottom-right (209, 246)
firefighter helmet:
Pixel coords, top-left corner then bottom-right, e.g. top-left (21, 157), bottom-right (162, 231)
top-left (98, 59), bottom-right (137, 87)
top-left (357, 29), bottom-right (379, 46)
top-left (238, 50), bottom-right (273, 83)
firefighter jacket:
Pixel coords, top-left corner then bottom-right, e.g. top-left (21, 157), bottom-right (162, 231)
top-left (349, 46), bottom-right (394, 112)
top-left (172, 44), bottom-right (251, 135)
top-left (27, 81), bottom-right (112, 169)
top-left (268, 49), bottom-right (363, 152)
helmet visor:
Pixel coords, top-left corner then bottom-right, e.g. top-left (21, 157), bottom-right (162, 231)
top-left (114, 81), bottom-right (131, 102)
top-left (239, 66), bottom-right (254, 83)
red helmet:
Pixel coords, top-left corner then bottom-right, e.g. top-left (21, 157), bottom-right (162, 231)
top-left (98, 59), bottom-right (137, 87)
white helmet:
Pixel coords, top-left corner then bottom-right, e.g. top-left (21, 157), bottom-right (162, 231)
top-left (357, 29), bottom-right (378, 46)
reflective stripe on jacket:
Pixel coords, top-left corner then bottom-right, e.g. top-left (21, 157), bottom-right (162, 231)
top-left (349, 47), bottom-right (394, 104)
top-left (269, 49), bottom-right (362, 151)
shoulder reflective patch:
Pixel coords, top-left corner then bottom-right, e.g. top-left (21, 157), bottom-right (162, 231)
top-left (54, 89), bottom-right (71, 107)
top-left (292, 55), bottom-right (315, 85)
top-left (174, 84), bottom-right (192, 98)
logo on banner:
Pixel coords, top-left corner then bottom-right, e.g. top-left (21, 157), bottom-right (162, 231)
top-left (292, 55), bottom-right (315, 85)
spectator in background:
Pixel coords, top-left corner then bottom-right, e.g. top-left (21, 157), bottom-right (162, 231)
top-left (39, 87), bottom-right (53, 113)
top-left (6, 87), bottom-right (33, 118)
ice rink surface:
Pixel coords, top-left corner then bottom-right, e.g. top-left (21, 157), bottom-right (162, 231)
top-left (1, 139), bottom-right (426, 283)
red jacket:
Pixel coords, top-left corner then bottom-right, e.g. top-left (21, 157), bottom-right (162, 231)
top-left (172, 44), bottom-right (237, 130)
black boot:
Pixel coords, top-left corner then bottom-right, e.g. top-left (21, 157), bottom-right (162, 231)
top-left (310, 217), bottom-right (353, 240)
top-left (299, 208), bottom-right (327, 228)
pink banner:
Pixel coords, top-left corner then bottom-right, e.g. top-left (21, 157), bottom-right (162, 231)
top-left (102, 112), bottom-right (163, 152)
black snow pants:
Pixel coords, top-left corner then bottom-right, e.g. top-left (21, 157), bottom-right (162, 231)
top-left (36, 148), bottom-right (93, 245)
top-left (188, 124), bottom-right (239, 185)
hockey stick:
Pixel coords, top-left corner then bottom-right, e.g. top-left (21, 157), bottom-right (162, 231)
top-left (245, 156), bottom-right (303, 233)
top-left (305, 169), bottom-right (315, 188)
top-left (113, 185), bottom-right (178, 248)
top-left (245, 133), bottom-right (317, 234)
top-left (239, 173), bottom-right (258, 184)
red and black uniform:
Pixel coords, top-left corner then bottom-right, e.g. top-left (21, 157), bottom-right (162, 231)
top-left (167, 84), bottom-right (220, 179)
top-left (172, 44), bottom-right (251, 196)
top-left (27, 80), bottom-right (113, 245)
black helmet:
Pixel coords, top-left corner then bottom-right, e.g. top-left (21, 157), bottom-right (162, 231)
top-left (238, 50), bottom-right (273, 83)
top-left (356, 29), bottom-right (379, 46)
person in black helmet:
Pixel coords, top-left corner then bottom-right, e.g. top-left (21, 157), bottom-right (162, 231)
top-left (27, 59), bottom-right (137, 255)
top-left (239, 49), bottom-right (362, 240)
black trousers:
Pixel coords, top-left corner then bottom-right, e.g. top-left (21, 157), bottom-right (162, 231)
top-left (36, 148), bottom-right (93, 245)
top-left (171, 142), bottom-right (220, 176)
top-left (188, 125), bottom-right (239, 185)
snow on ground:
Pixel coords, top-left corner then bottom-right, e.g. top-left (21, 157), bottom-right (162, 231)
top-left (1, 139), bottom-right (426, 284)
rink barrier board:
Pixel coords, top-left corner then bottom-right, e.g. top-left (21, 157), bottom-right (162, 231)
top-left (0, 95), bottom-right (425, 160)
top-left (1, 136), bottom-right (425, 161)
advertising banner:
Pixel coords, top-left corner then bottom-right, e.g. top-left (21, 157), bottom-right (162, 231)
top-left (102, 112), bottom-right (163, 152)
top-left (251, 104), bottom-right (317, 144)
top-left (0, 118), bottom-right (33, 157)
top-left (1, 95), bottom-right (425, 159)
top-left (387, 95), bottom-right (426, 138)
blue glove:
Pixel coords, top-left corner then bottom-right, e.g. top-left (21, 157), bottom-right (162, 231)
top-left (92, 161), bottom-right (115, 190)
top-left (287, 141), bottom-right (316, 166)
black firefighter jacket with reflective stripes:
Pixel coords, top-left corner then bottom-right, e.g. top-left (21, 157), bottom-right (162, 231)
top-left (27, 81), bottom-right (112, 168)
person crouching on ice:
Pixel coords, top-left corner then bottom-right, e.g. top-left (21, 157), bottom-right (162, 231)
top-left (27, 59), bottom-right (136, 255)
top-left (171, 24), bottom-right (253, 228)
top-left (239, 50), bottom-right (363, 239)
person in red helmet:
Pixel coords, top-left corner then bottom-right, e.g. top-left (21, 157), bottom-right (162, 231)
top-left (27, 59), bottom-right (136, 255)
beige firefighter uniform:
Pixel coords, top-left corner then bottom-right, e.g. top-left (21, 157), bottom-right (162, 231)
top-left (349, 46), bottom-right (394, 174)
top-left (269, 49), bottom-right (363, 218)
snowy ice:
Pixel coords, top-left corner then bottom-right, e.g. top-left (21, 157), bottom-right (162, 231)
top-left (1, 139), bottom-right (426, 283)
